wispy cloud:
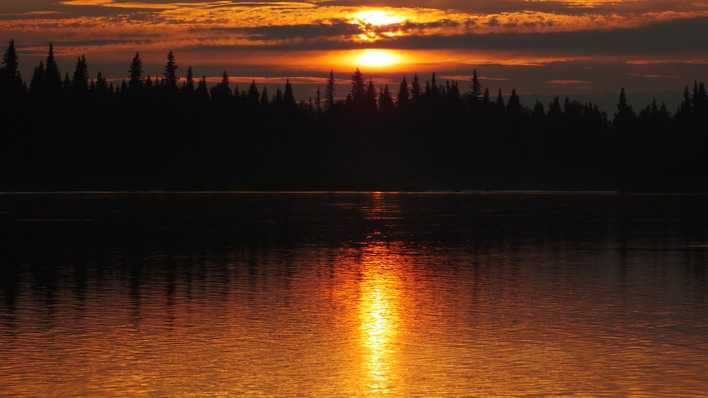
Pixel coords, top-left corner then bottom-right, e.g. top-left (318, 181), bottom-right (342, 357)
top-left (548, 79), bottom-right (591, 85)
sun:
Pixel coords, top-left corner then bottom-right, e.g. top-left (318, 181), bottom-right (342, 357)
top-left (355, 49), bottom-right (401, 68)
top-left (352, 9), bottom-right (405, 27)
top-left (350, 9), bottom-right (407, 41)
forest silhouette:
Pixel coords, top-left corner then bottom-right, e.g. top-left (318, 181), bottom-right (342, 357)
top-left (1, 41), bottom-right (707, 191)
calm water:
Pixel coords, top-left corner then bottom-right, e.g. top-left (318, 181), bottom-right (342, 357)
top-left (1, 193), bottom-right (707, 397)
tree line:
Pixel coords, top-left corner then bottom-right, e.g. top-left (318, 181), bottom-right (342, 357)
top-left (1, 41), bottom-right (707, 191)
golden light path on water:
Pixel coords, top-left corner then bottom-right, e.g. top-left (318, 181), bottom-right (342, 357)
top-left (359, 242), bottom-right (402, 393)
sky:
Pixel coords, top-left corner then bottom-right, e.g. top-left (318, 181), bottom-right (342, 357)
top-left (2, 0), bottom-right (708, 108)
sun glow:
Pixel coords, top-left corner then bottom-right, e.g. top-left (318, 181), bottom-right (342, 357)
top-left (349, 9), bottom-right (407, 41)
top-left (355, 49), bottom-right (401, 68)
top-left (352, 9), bottom-right (405, 27)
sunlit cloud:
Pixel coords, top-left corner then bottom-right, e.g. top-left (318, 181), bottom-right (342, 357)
top-left (627, 73), bottom-right (680, 79)
top-left (60, 0), bottom-right (174, 9)
top-left (548, 79), bottom-right (591, 85)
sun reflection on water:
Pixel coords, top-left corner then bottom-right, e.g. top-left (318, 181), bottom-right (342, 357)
top-left (359, 244), bottom-right (402, 393)
top-left (357, 193), bottom-right (404, 394)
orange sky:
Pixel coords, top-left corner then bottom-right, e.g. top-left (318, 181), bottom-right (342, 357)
top-left (1, 0), bottom-right (708, 105)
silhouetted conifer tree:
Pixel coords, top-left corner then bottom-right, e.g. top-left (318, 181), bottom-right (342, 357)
top-left (614, 88), bottom-right (635, 127)
top-left (365, 79), bottom-right (377, 112)
top-left (696, 82), bottom-right (707, 115)
top-left (163, 50), bottom-right (178, 91)
top-left (261, 86), bottom-right (269, 106)
top-left (325, 70), bottom-right (336, 111)
top-left (283, 79), bottom-right (296, 108)
top-left (507, 89), bottom-right (522, 116)
top-left (183, 66), bottom-right (195, 94)
top-left (44, 44), bottom-right (62, 96)
top-left (482, 88), bottom-right (490, 106)
top-left (379, 85), bottom-right (394, 113)
top-left (495, 89), bottom-right (505, 113)
top-left (548, 97), bottom-right (562, 120)
top-left (470, 69), bottom-right (482, 103)
top-left (63, 73), bottom-right (72, 95)
top-left (30, 62), bottom-right (46, 96)
top-left (679, 85), bottom-right (692, 117)
top-left (351, 68), bottom-right (366, 107)
top-left (248, 80), bottom-right (259, 104)
top-left (532, 100), bottom-right (545, 119)
top-left (430, 73), bottom-right (439, 97)
top-left (411, 74), bottom-right (421, 103)
top-left (128, 52), bottom-right (143, 91)
top-left (95, 72), bottom-right (109, 95)
top-left (2, 40), bottom-right (22, 95)
top-left (119, 81), bottom-right (128, 97)
top-left (447, 81), bottom-right (461, 104)
top-left (72, 55), bottom-right (89, 95)
top-left (211, 71), bottom-right (232, 100)
top-left (397, 76), bottom-right (410, 110)
top-left (196, 76), bottom-right (209, 101)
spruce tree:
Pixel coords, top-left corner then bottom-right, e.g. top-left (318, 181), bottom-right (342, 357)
top-left (283, 79), bottom-right (296, 108)
top-left (507, 89), bottom-right (522, 116)
top-left (128, 52), bottom-right (143, 91)
top-left (183, 66), bottom-right (195, 94)
top-left (261, 86), bottom-right (269, 105)
top-left (482, 88), bottom-right (490, 105)
top-left (495, 89), bottom-right (505, 114)
top-left (365, 79), bottom-right (377, 112)
top-left (30, 62), bottom-right (45, 96)
top-left (470, 69), bottom-right (482, 103)
top-left (72, 55), bottom-right (89, 95)
top-left (614, 88), bottom-right (635, 127)
top-left (532, 100), bottom-right (545, 119)
top-left (248, 80), bottom-right (259, 104)
top-left (2, 40), bottom-right (21, 90)
top-left (379, 85), bottom-right (394, 113)
top-left (397, 76), bottom-right (410, 109)
top-left (411, 73), bottom-right (421, 103)
top-left (163, 50), bottom-right (178, 90)
top-left (95, 71), bottom-right (108, 96)
top-left (45, 44), bottom-right (62, 95)
top-left (197, 76), bottom-right (209, 101)
top-left (63, 73), bottom-right (72, 95)
top-left (211, 71), bottom-right (231, 100)
top-left (325, 70), bottom-right (336, 111)
top-left (430, 73), bottom-right (439, 97)
top-left (351, 68), bottom-right (366, 105)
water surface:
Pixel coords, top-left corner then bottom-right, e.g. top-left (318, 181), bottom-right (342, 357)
top-left (1, 193), bottom-right (707, 397)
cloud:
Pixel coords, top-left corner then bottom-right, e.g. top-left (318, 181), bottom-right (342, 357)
top-left (548, 79), bottom-right (591, 85)
top-left (201, 20), bottom-right (360, 40)
top-left (363, 16), bottom-right (708, 55)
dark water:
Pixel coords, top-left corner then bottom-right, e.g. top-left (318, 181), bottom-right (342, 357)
top-left (1, 192), bottom-right (707, 397)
